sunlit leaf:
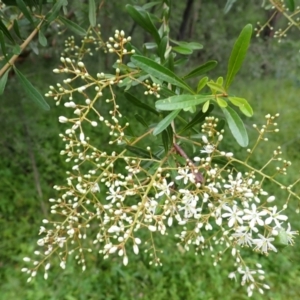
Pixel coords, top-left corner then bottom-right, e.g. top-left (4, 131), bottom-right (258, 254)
top-left (225, 24), bottom-right (252, 90)
top-left (207, 82), bottom-right (226, 94)
top-left (221, 106), bottom-right (248, 147)
top-left (14, 67), bottom-right (50, 110)
top-left (217, 97), bottom-right (228, 107)
top-left (183, 61), bottom-right (217, 80)
top-left (196, 77), bottom-right (208, 93)
top-left (202, 100), bottom-right (210, 113)
top-left (88, 0), bottom-right (97, 27)
top-left (172, 46), bottom-right (193, 55)
top-left (228, 96), bottom-right (253, 117)
top-left (131, 55), bottom-right (194, 93)
top-left (156, 94), bottom-right (213, 111)
top-left (153, 110), bottom-right (180, 135)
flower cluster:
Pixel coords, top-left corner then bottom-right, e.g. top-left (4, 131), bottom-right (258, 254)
top-left (22, 28), bottom-right (299, 298)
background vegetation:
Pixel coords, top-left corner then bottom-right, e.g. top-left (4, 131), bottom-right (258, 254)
top-left (1, 0), bottom-right (300, 299)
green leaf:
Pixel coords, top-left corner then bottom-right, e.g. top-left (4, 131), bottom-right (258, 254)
top-left (224, 0), bottom-right (237, 13)
top-left (172, 46), bottom-right (193, 55)
top-left (202, 100), bottom-right (210, 113)
top-left (14, 67), bottom-right (50, 110)
top-left (59, 16), bottom-right (87, 36)
top-left (228, 96), bottom-right (253, 117)
top-left (0, 31), bottom-right (8, 58)
top-left (285, 0), bottom-right (295, 12)
top-left (207, 82), bottom-right (226, 94)
top-left (183, 61), bottom-right (217, 80)
top-left (180, 104), bottom-right (214, 133)
top-left (131, 55), bottom-right (194, 93)
top-left (0, 19), bottom-right (15, 44)
top-left (13, 19), bottom-right (22, 39)
top-left (156, 94), bottom-right (214, 111)
top-left (0, 69), bottom-right (9, 95)
top-left (38, 30), bottom-right (47, 46)
top-left (126, 5), bottom-right (160, 44)
top-left (16, 0), bottom-right (34, 25)
top-left (135, 114), bottom-right (148, 128)
top-left (12, 44), bottom-right (22, 55)
top-left (88, 0), bottom-right (97, 27)
top-left (158, 35), bottom-right (168, 61)
top-left (216, 119), bottom-right (226, 132)
top-left (225, 24), bottom-right (252, 90)
top-left (196, 77), bottom-right (208, 93)
top-left (216, 97), bottom-right (228, 107)
top-left (274, 227), bottom-right (289, 248)
top-left (221, 106), bottom-right (248, 147)
top-left (162, 128), bottom-right (170, 153)
top-left (125, 145), bottom-right (152, 159)
top-left (142, 1), bottom-right (161, 10)
top-left (45, 0), bottom-right (68, 25)
top-left (124, 92), bottom-right (159, 115)
top-left (153, 110), bottom-right (180, 136)
top-left (171, 40), bottom-right (203, 50)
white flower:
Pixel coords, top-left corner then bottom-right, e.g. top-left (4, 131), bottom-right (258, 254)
top-left (238, 267), bottom-right (256, 284)
top-left (178, 190), bottom-right (199, 218)
top-left (253, 234), bottom-right (277, 253)
top-left (231, 226), bottom-right (253, 247)
top-left (265, 206), bottom-right (288, 227)
top-left (91, 183), bottom-right (100, 193)
top-left (154, 179), bottom-right (174, 198)
top-left (175, 168), bottom-right (195, 184)
top-left (200, 144), bottom-right (214, 154)
top-left (58, 116), bottom-right (68, 123)
top-left (285, 223), bottom-right (298, 244)
top-left (106, 186), bottom-right (124, 203)
top-left (222, 205), bottom-right (244, 227)
top-left (242, 204), bottom-right (267, 228)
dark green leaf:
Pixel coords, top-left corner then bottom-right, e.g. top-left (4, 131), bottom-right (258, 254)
top-left (16, 0), bottom-right (34, 25)
top-left (14, 67), bottom-right (50, 110)
top-left (180, 104), bottom-right (214, 133)
top-left (172, 46), bottom-right (193, 55)
top-left (162, 129), bottom-right (170, 153)
top-left (88, 0), bottom-right (97, 27)
top-left (153, 110), bottom-right (180, 135)
top-left (216, 119), bottom-right (226, 132)
top-left (224, 0), bottom-right (237, 13)
top-left (225, 24), bottom-right (252, 90)
top-left (126, 5), bottom-right (160, 44)
top-left (0, 69), bottom-right (9, 95)
top-left (124, 92), bottom-right (159, 115)
top-left (125, 145), bottom-right (152, 159)
top-left (0, 19), bottom-right (15, 44)
top-left (131, 55), bottom-right (194, 93)
top-left (156, 94), bottom-right (213, 111)
top-left (158, 35), bottom-right (168, 61)
top-left (183, 61), bottom-right (217, 80)
top-left (45, 0), bottom-right (67, 25)
top-left (12, 44), bottom-right (22, 55)
top-left (135, 114), bottom-right (148, 128)
top-left (38, 30), bottom-right (47, 46)
top-left (0, 31), bottom-right (8, 58)
top-left (221, 106), bottom-right (248, 147)
top-left (285, 0), bottom-right (295, 12)
top-left (196, 77), bottom-right (208, 93)
top-left (13, 20), bottom-right (22, 39)
top-left (59, 16), bottom-right (87, 36)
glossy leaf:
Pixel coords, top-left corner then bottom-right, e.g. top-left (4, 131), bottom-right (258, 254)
top-left (202, 100), bottom-right (210, 113)
top-left (196, 77), bottom-right (208, 93)
top-left (126, 5), bottom-right (160, 44)
top-left (180, 104), bottom-right (214, 133)
top-left (221, 106), bottom-right (248, 147)
top-left (124, 92), bottom-right (159, 115)
top-left (156, 94), bottom-right (214, 111)
top-left (225, 24), bottom-right (252, 90)
top-left (14, 67), bottom-right (50, 110)
top-left (183, 61), bottom-right (217, 80)
top-left (88, 0), bottom-right (97, 27)
top-left (153, 110), bottom-right (180, 135)
top-left (59, 16), bottom-right (87, 36)
top-left (224, 0), bottom-right (237, 13)
top-left (0, 69), bottom-right (9, 95)
top-left (228, 97), bottom-right (253, 117)
top-left (131, 55), bottom-right (194, 93)
top-left (16, 0), bottom-right (35, 25)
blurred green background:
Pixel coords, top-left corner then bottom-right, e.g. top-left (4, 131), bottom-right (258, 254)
top-left (1, 1), bottom-right (300, 299)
